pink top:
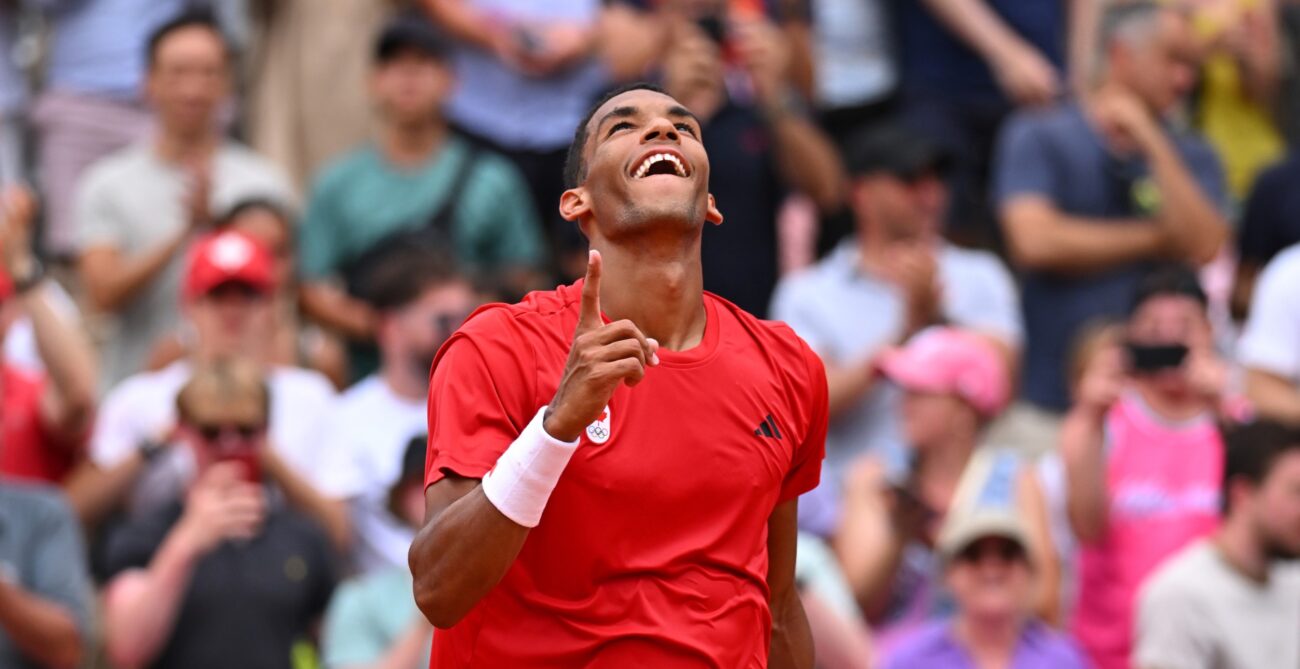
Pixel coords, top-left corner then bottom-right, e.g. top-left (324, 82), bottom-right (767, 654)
top-left (1072, 392), bottom-right (1223, 669)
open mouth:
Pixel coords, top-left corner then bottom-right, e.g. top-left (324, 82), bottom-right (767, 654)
top-left (632, 151), bottom-right (690, 179)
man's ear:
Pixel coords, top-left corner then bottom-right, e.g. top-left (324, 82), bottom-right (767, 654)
top-left (559, 187), bottom-right (591, 223)
top-left (706, 193), bottom-right (724, 226)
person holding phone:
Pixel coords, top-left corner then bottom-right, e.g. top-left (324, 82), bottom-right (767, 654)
top-left (1061, 264), bottom-right (1239, 669)
top-left (100, 357), bottom-right (338, 669)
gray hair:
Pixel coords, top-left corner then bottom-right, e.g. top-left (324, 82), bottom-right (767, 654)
top-left (1091, 0), bottom-right (1174, 82)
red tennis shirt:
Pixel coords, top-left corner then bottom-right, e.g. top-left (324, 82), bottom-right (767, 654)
top-left (424, 281), bottom-right (828, 668)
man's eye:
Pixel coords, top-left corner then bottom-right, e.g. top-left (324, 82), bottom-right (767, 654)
top-left (608, 121), bottom-right (634, 136)
top-left (675, 123), bottom-right (696, 136)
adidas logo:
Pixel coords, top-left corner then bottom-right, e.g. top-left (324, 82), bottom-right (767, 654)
top-left (754, 414), bottom-right (782, 439)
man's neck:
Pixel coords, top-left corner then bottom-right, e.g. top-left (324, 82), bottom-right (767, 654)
top-left (955, 614), bottom-right (1022, 668)
top-left (1214, 516), bottom-right (1272, 584)
top-left (381, 120), bottom-right (446, 169)
top-left (154, 129), bottom-right (218, 165)
top-left (594, 239), bottom-right (707, 351)
top-left (381, 362), bottom-right (428, 402)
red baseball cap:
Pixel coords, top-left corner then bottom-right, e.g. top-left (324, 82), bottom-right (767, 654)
top-left (183, 231), bottom-right (275, 300)
top-left (877, 327), bottom-right (1011, 417)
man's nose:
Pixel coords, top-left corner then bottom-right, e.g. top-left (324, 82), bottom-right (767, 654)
top-left (641, 117), bottom-right (680, 143)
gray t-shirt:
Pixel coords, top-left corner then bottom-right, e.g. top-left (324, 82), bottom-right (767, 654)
top-left (1136, 539), bottom-right (1300, 669)
top-left (74, 141), bottom-right (295, 393)
top-left (0, 483), bottom-right (94, 669)
top-left (770, 240), bottom-right (1022, 535)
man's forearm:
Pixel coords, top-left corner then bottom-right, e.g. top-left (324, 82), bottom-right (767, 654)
top-left (0, 580), bottom-right (84, 669)
top-left (421, 0), bottom-right (500, 52)
top-left (82, 232), bottom-right (188, 312)
top-left (920, 0), bottom-right (1032, 66)
top-left (769, 586), bottom-right (814, 669)
top-left (23, 282), bottom-right (97, 435)
top-left (299, 283), bottom-right (377, 341)
top-left (1245, 369), bottom-right (1300, 426)
top-left (1143, 134), bottom-right (1227, 264)
top-left (104, 528), bottom-right (202, 669)
top-left (765, 108), bottom-right (846, 212)
top-left (63, 459), bottom-right (147, 528)
top-left (1060, 407), bottom-right (1108, 543)
top-left (1003, 201), bottom-right (1166, 274)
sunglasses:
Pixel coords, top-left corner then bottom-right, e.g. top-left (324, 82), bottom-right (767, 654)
top-left (956, 538), bottom-right (1027, 565)
top-left (191, 423), bottom-right (266, 444)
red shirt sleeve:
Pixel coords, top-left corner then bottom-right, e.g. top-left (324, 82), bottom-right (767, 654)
top-left (778, 343), bottom-right (828, 503)
top-left (425, 310), bottom-right (540, 487)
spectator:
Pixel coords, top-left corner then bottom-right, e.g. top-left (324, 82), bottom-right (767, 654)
top-left (245, 0), bottom-right (393, 188)
top-left (652, 8), bottom-right (843, 316)
top-left (101, 357), bottom-right (338, 669)
top-left (1239, 241), bottom-right (1300, 425)
top-left (1061, 266), bottom-right (1231, 669)
top-left (1231, 153), bottom-right (1300, 320)
top-left (896, 0), bottom-right (1082, 248)
top-left (833, 329), bottom-right (1053, 647)
top-left (30, 0), bottom-right (198, 257)
top-left (321, 436), bottom-right (432, 669)
top-left (0, 186), bottom-right (98, 485)
top-left (808, 0), bottom-right (897, 142)
top-left (147, 199), bottom-right (349, 389)
top-left (0, 5), bottom-right (26, 186)
top-left (317, 248), bottom-right (476, 574)
top-left (994, 0), bottom-right (1228, 442)
top-left (421, 0), bottom-right (611, 278)
top-left (65, 231), bottom-right (344, 550)
top-left (299, 12), bottom-right (543, 380)
top-left (772, 124), bottom-right (1021, 503)
top-left (1135, 421), bottom-right (1300, 669)
top-left (881, 448), bottom-right (1087, 669)
top-left (75, 10), bottom-right (295, 392)
top-left (0, 480), bottom-right (94, 669)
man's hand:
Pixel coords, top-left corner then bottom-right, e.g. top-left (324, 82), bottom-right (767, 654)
top-left (175, 463), bottom-right (266, 555)
top-left (183, 161), bottom-right (212, 232)
top-left (543, 251), bottom-right (659, 442)
top-left (1091, 86), bottom-right (1163, 156)
top-left (882, 244), bottom-right (941, 334)
top-left (991, 40), bottom-right (1060, 107)
top-left (1186, 348), bottom-right (1229, 403)
top-left (732, 17), bottom-right (792, 106)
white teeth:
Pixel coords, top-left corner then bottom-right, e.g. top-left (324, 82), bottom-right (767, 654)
top-left (633, 152), bottom-right (687, 178)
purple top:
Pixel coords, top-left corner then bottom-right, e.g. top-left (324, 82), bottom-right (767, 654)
top-left (881, 619), bottom-right (1091, 669)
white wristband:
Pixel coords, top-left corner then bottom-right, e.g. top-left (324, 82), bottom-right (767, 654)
top-left (480, 407), bottom-right (581, 528)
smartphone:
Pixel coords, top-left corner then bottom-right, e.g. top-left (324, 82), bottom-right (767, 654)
top-left (219, 449), bottom-right (262, 484)
top-left (696, 14), bottom-right (727, 45)
top-left (1126, 342), bottom-right (1189, 373)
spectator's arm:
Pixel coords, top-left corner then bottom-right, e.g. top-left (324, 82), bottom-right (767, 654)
top-left (768, 499), bottom-right (813, 669)
top-left (63, 455), bottom-right (150, 527)
top-left (1245, 369), bottom-right (1300, 425)
top-left (26, 281), bottom-right (98, 442)
top-left (825, 359), bottom-right (878, 419)
top-left (1140, 130), bottom-right (1228, 265)
top-left (919, 0), bottom-right (1059, 106)
top-left (833, 459), bottom-right (905, 622)
top-left (1060, 406), bottom-right (1109, 543)
top-left (299, 282), bottom-right (378, 341)
top-left (598, 2), bottom-right (670, 82)
top-left (79, 234), bottom-right (190, 313)
top-left (1067, 0), bottom-right (1101, 95)
top-left (1230, 0), bottom-right (1282, 106)
top-left (103, 524), bottom-right (203, 669)
top-left (800, 590), bottom-right (871, 669)
top-left (1001, 197), bottom-right (1167, 273)
top-left (0, 580), bottom-right (83, 669)
top-left (261, 448), bottom-right (351, 551)
top-left (421, 0), bottom-right (507, 53)
top-left (1020, 469), bottom-right (1061, 626)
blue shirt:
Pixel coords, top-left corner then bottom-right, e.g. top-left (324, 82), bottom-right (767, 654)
top-left (992, 102), bottom-right (1227, 411)
top-left (35, 0), bottom-right (198, 97)
top-left (897, 0), bottom-right (1065, 104)
top-left (882, 619), bottom-right (1090, 669)
top-left (444, 0), bottom-right (607, 151)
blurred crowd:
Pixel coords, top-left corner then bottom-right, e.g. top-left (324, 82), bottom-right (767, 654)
top-left (1, 0), bottom-right (1300, 668)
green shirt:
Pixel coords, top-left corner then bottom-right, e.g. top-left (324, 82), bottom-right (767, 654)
top-left (299, 136), bottom-right (544, 280)
top-left (321, 568), bottom-right (427, 669)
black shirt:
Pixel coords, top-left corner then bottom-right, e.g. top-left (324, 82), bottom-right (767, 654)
top-left (102, 501), bottom-right (339, 669)
top-left (700, 103), bottom-right (785, 318)
top-left (1238, 155), bottom-right (1300, 267)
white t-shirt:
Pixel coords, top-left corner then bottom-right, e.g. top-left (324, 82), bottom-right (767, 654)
top-left (1238, 243), bottom-right (1300, 382)
top-left (90, 361), bottom-right (337, 517)
top-left (316, 375), bottom-right (427, 574)
top-left (74, 142), bottom-right (296, 393)
top-left (1135, 539), bottom-right (1300, 669)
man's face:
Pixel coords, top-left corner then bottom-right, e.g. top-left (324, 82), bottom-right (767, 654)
top-left (1127, 293), bottom-right (1210, 390)
top-left (563, 89), bottom-right (723, 240)
top-left (1112, 11), bottom-right (1198, 115)
top-left (179, 387), bottom-right (267, 479)
top-left (187, 283), bottom-right (273, 358)
top-left (146, 26), bottom-right (230, 136)
top-left (383, 280), bottom-right (476, 378)
top-left (372, 50), bottom-right (451, 126)
top-left (1252, 451), bottom-right (1300, 560)
top-left (854, 170), bottom-right (948, 243)
top-left (945, 537), bottom-right (1034, 621)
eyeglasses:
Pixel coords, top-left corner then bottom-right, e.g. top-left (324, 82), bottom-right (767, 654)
top-left (956, 538), bottom-right (1026, 565)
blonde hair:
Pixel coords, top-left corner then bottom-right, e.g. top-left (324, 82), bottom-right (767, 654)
top-left (176, 356), bottom-right (270, 423)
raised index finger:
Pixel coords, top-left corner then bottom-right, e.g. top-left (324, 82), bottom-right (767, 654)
top-left (578, 249), bottom-right (603, 332)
